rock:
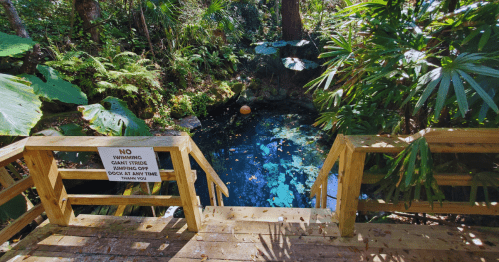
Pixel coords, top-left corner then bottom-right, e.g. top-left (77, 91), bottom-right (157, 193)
top-left (266, 88), bottom-right (287, 101)
top-left (178, 116), bottom-right (202, 130)
top-left (237, 88), bottom-right (256, 105)
top-left (248, 79), bottom-right (262, 91)
top-left (151, 129), bottom-right (182, 136)
top-left (290, 99), bottom-right (316, 111)
top-left (230, 82), bottom-right (244, 95)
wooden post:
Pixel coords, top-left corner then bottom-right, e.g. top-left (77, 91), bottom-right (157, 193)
top-left (334, 148), bottom-right (347, 221)
top-left (207, 179), bottom-right (216, 206)
top-left (337, 147), bottom-right (366, 237)
top-left (216, 187), bottom-right (224, 207)
top-left (321, 178), bottom-right (328, 208)
top-left (315, 190), bottom-right (320, 208)
top-left (24, 150), bottom-right (74, 226)
top-left (171, 148), bottom-right (201, 232)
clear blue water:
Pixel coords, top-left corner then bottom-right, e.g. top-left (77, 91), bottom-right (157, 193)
top-left (190, 105), bottom-right (339, 210)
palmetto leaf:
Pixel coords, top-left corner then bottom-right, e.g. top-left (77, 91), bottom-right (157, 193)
top-left (470, 172), bottom-right (499, 207)
top-left (414, 53), bottom-right (499, 118)
top-left (451, 71), bottom-right (468, 117)
top-left (376, 137), bottom-right (442, 208)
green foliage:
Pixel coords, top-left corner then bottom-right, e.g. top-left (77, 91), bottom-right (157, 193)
top-left (46, 49), bottom-right (161, 113)
top-left (170, 92), bottom-right (214, 118)
top-left (309, 0), bottom-right (499, 133)
top-left (376, 137), bottom-right (444, 209)
top-left (0, 195), bottom-right (27, 223)
top-left (202, 0), bottom-right (242, 40)
top-left (469, 172), bottom-right (499, 208)
top-left (78, 96), bottom-right (151, 136)
top-left (411, 53), bottom-right (499, 118)
top-left (0, 32), bottom-right (35, 57)
top-left (21, 65), bottom-right (88, 105)
top-left (0, 74), bottom-right (42, 136)
top-left (59, 123), bottom-right (86, 136)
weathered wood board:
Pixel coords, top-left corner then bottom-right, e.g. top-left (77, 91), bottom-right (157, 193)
top-left (2, 208), bottom-right (499, 262)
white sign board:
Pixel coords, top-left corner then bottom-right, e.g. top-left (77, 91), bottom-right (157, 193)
top-left (97, 147), bottom-right (161, 182)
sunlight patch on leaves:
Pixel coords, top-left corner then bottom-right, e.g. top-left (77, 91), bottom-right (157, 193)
top-left (0, 32), bottom-right (35, 57)
top-left (78, 96), bottom-right (151, 136)
top-left (0, 73), bottom-right (42, 136)
top-left (21, 65), bottom-right (88, 105)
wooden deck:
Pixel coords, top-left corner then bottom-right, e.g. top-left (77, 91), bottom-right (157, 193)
top-left (2, 206), bottom-right (499, 261)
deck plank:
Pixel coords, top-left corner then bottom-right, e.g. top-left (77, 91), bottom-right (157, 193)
top-left (2, 210), bottom-right (499, 262)
top-left (203, 206), bottom-right (336, 223)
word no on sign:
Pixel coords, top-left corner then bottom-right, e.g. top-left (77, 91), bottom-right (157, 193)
top-left (98, 147), bottom-right (161, 182)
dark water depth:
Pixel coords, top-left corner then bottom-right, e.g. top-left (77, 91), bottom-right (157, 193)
top-left (190, 103), bottom-right (339, 209)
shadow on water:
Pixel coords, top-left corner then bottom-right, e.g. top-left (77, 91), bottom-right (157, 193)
top-left (188, 102), bottom-right (339, 209)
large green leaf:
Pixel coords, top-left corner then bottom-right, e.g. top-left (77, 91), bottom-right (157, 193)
top-left (0, 73), bottom-right (42, 136)
top-left (0, 32), bottom-right (35, 57)
top-left (21, 65), bottom-right (88, 105)
top-left (78, 96), bottom-right (151, 136)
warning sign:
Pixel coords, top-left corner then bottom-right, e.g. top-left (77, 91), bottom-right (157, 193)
top-left (97, 147), bottom-right (161, 182)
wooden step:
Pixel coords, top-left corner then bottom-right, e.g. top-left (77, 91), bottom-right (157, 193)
top-left (203, 206), bottom-right (337, 224)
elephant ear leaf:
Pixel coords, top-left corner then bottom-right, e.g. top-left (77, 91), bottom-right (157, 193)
top-left (0, 32), bottom-right (35, 57)
top-left (21, 65), bottom-right (87, 105)
top-left (78, 96), bottom-right (151, 136)
top-left (0, 73), bottom-right (42, 136)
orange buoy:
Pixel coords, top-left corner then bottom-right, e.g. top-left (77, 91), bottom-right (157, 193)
top-left (240, 105), bottom-right (251, 115)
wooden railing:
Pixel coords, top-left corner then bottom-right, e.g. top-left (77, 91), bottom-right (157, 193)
top-left (311, 128), bottom-right (499, 237)
top-left (0, 138), bottom-right (45, 245)
top-left (19, 135), bottom-right (228, 232)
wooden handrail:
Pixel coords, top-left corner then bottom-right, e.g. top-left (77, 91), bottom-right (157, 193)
top-left (0, 143), bottom-right (45, 245)
top-left (58, 168), bottom-right (179, 181)
top-left (0, 204), bottom-right (44, 245)
top-left (187, 137), bottom-right (229, 198)
top-left (0, 176), bottom-right (34, 206)
top-left (310, 134), bottom-right (345, 199)
top-left (21, 135), bottom-right (222, 232)
top-left (311, 128), bottom-right (499, 237)
top-left (362, 172), bottom-right (475, 186)
top-left (68, 194), bottom-right (182, 206)
top-left (25, 136), bottom-right (190, 152)
top-left (0, 138), bottom-right (28, 167)
top-left (358, 199), bottom-right (499, 215)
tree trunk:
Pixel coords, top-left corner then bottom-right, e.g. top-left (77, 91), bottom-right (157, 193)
top-left (0, 0), bottom-right (40, 74)
top-left (281, 0), bottom-right (302, 41)
top-left (275, 0), bottom-right (279, 26)
top-left (0, 0), bottom-right (29, 38)
top-left (75, 0), bottom-right (101, 43)
top-left (140, 6), bottom-right (155, 58)
top-left (19, 44), bottom-right (41, 74)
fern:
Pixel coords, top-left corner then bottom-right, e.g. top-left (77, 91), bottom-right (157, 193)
top-left (45, 47), bottom-right (162, 114)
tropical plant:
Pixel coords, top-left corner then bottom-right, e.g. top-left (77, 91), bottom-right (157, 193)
top-left (375, 137), bottom-right (445, 208)
top-left (78, 96), bottom-right (152, 136)
top-left (308, 0), bottom-right (499, 134)
top-left (0, 33), bottom-right (87, 136)
top-left (46, 48), bottom-right (162, 115)
top-left (469, 172), bottom-right (499, 207)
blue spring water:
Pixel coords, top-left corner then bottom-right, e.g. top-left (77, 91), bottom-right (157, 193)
top-left (189, 106), bottom-right (339, 210)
